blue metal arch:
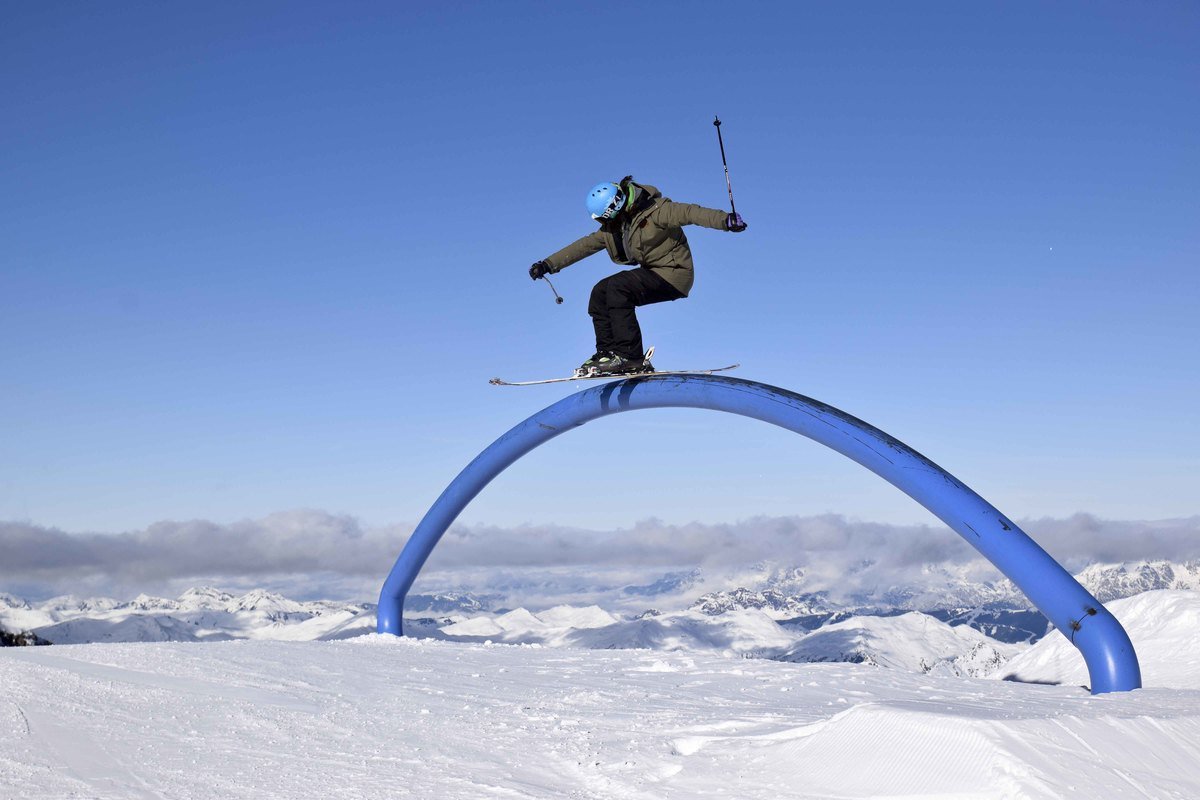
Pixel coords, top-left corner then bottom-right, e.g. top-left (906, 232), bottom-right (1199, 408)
top-left (378, 374), bottom-right (1140, 694)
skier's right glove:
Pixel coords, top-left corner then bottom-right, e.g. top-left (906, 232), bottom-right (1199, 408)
top-left (726, 213), bottom-right (747, 233)
top-left (529, 261), bottom-right (551, 280)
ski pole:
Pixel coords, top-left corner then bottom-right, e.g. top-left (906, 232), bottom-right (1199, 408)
top-left (713, 115), bottom-right (737, 215)
top-left (543, 274), bottom-right (564, 304)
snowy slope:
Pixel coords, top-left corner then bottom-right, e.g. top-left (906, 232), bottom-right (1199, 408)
top-left (778, 611), bottom-right (1019, 677)
top-left (994, 590), bottom-right (1200, 690)
top-left (3, 636), bottom-right (1199, 799)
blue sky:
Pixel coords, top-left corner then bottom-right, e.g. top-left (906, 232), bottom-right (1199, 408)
top-left (3, 1), bottom-right (1197, 538)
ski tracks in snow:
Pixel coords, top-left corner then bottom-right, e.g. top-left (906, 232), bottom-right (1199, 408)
top-left (2, 654), bottom-right (165, 799)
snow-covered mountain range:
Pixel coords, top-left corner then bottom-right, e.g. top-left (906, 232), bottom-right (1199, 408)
top-left (1074, 559), bottom-right (1200, 600)
top-left (4, 560), bottom-right (1196, 683)
top-left (0, 587), bottom-right (375, 644)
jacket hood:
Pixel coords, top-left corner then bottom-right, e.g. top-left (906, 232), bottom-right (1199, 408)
top-left (624, 180), bottom-right (662, 204)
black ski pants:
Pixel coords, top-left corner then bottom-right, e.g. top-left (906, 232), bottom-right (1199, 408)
top-left (588, 268), bottom-right (684, 360)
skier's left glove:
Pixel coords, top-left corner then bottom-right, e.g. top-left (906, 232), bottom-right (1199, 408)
top-left (529, 261), bottom-right (552, 280)
top-left (725, 213), bottom-right (747, 233)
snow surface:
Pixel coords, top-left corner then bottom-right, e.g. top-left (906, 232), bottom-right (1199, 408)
top-left (3, 636), bottom-right (1200, 799)
top-left (4, 590), bottom-right (1200, 798)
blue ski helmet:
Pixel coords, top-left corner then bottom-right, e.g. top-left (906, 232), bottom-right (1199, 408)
top-left (586, 182), bottom-right (625, 220)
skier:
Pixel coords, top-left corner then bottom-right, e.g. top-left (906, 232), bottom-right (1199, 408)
top-left (529, 176), bottom-right (747, 376)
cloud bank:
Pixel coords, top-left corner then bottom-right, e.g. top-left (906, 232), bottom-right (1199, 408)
top-left (2, 511), bottom-right (1198, 603)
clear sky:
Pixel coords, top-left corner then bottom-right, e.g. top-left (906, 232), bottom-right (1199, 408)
top-left (3, 1), bottom-right (1197, 536)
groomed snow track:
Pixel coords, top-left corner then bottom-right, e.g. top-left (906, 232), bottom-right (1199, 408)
top-left (378, 374), bottom-right (1140, 694)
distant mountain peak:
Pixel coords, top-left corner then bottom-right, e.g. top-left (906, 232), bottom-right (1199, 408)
top-left (1075, 560), bottom-right (1200, 602)
top-left (177, 587), bottom-right (236, 607)
top-left (0, 593), bottom-right (31, 610)
top-left (225, 589), bottom-right (301, 613)
top-left (691, 588), bottom-right (831, 618)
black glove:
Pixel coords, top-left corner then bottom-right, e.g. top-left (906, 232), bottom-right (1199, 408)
top-left (529, 261), bottom-right (551, 280)
top-left (726, 213), bottom-right (747, 233)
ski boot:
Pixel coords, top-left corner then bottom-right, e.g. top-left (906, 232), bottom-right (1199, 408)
top-left (573, 352), bottom-right (606, 378)
top-left (591, 351), bottom-right (654, 376)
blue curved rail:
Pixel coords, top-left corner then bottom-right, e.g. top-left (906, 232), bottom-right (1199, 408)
top-left (378, 374), bottom-right (1140, 694)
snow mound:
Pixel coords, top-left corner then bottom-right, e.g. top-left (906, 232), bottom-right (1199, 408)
top-left (675, 700), bottom-right (1200, 799)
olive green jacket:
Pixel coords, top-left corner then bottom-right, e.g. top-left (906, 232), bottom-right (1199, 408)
top-left (542, 182), bottom-right (728, 297)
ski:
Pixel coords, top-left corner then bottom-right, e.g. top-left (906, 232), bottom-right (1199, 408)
top-left (489, 364), bottom-right (739, 387)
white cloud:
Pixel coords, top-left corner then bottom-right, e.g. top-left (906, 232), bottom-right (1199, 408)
top-left (2, 511), bottom-right (1197, 604)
